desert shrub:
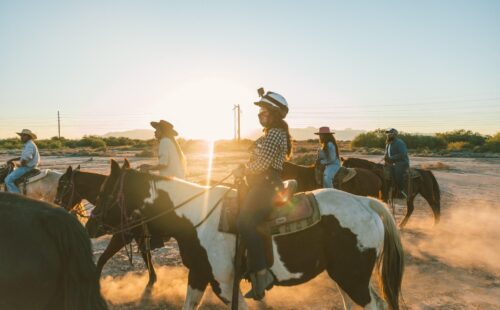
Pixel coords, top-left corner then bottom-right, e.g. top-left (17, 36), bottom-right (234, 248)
top-left (436, 129), bottom-right (486, 147)
top-left (482, 132), bottom-right (500, 153)
top-left (0, 138), bottom-right (23, 149)
top-left (352, 130), bottom-right (385, 148)
top-left (76, 136), bottom-right (107, 148)
top-left (447, 141), bottom-right (471, 151)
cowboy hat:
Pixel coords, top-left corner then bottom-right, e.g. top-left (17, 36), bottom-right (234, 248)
top-left (385, 128), bottom-right (398, 135)
top-left (150, 120), bottom-right (178, 136)
top-left (254, 88), bottom-right (289, 118)
top-left (16, 129), bottom-right (37, 139)
top-left (314, 126), bottom-right (335, 135)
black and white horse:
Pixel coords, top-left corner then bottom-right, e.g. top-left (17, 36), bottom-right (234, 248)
top-left (88, 160), bottom-right (404, 310)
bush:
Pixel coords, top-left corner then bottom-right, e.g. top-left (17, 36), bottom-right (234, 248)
top-left (482, 132), bottom-right (500, 153)
top-left (447, 141), bottom-right (471, 151)
top-left (352, 131), bottom-right (385, 148)
top-left (76, 136), bottom-right (107, 149)
top-left (436, 129), bottom-right (486, 147)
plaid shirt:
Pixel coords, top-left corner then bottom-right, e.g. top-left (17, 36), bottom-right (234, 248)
top-left (246, 128), bottom-right (288, 175)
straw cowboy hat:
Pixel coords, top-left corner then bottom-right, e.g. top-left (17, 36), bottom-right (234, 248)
top-left (314, 126), bottom-right (335, 135)
top-left (150, 120), bottom-right (178, 136)
top-left (16, 129), bottom-right (37, 139)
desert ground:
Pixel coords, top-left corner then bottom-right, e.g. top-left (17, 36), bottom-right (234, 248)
top-left (1, 149), bottom-right (499, 309)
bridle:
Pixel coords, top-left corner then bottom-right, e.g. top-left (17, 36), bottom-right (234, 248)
top-left (93, 171), bottom-right (235, 236)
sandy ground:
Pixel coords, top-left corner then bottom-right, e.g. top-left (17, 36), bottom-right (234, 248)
top-left (2, 152), bottom-right (499, 309)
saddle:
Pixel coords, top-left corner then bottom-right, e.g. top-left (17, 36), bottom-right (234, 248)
top-left (315, 165), bottom-right (357, 188)
top-left (13, 169), bottom-right (43, 186)
top-left (218, 180), bottom-right (320, 268)
top-left (218, 180), bottom-right (320, 236)
top-left (383, 166), bottom-right (421, 181)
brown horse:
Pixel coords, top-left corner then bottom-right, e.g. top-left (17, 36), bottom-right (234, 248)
top-left (281, 161), bottom-right (382, 198)
top-left (54, 164), bottom-right (163, 289)
top-left (342, 157), bottom-right (441, 228)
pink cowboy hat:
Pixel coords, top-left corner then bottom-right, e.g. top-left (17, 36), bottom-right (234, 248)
top-left (314, 126), bottom-right (335, 135)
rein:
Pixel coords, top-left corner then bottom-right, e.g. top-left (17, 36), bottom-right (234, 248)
top-left (100, 172), bottom-right (235, 236)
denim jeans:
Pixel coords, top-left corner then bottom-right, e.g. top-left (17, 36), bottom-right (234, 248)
top-left (5, 166), bottom-right (32, 193)
top-left (323, 164), bottom-right (340, 188)
top-left (391, 163), bottom-right (409, 192)
top-left (237, 171), bottom-right (281, 272)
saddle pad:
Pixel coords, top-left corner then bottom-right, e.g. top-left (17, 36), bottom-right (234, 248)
top-left (14, 169), bottom-right (46, 186)
top-left (218, 192), bottom-right (321, 237)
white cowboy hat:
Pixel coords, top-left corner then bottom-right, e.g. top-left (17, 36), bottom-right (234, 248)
top-left (16, 129), bottom-right (37, 139)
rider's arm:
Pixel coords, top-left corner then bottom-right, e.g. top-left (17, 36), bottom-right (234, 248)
top-left (320, 142), bottom-right (336, 165)
top-left (7, 157), bottom-right (20, 163)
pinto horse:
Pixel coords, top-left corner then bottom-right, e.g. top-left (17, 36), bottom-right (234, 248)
top-left (282, 161), bottom-right (382, 198)
top-left (54, 163), bottom-right (161, 288)
top-left (0, 162), bottom-right (62, 201)
top-left (0, 193), bottom-right (108, 310)
top-left (87, 159), bottom-right (404, 310)
top-left (342, 157), bottom-right (441, 228)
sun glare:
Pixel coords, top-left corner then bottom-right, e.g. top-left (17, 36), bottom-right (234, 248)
top-left (202, 139), bottom-right (215, 216)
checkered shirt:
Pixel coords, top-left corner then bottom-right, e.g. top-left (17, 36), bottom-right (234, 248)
top-left (246, 128), bottom-right (288, 175)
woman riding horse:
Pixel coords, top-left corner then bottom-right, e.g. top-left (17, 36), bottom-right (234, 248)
top-left (232, 88), bottom-right (292, 300)
top-left (315, 126), bottom-right (341, 188)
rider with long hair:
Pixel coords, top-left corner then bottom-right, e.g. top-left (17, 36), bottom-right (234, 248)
top-left (315, 127), bottom-right (340, 188)
top-left (233, 89), bottom-right (292, 300)
top-left (139, 120), bottom-right (187, 178)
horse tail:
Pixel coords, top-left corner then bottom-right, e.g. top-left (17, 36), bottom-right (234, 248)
top-left (428, 170), bottom-right (441, 224)
top-left (47, 209), bottom-right (108, 310)
top-left (368, 199), bottom-right (404, 310)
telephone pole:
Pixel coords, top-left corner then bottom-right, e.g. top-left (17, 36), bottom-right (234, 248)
top-left (57, 111), bottom-right (61, 139)
top-left (233, 105), bottom-right (241, 141)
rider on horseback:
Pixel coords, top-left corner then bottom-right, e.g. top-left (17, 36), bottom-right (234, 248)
top-left (5, 129), bottom-right (40, 194)
top-left (139, 120), bottom-right (187, 178)
top-left (315, 126), bottom-right (341, 188)
top-left (233, 88), bottom-right (292, 300)
top-left (384, 128), bottom-right (409, 198)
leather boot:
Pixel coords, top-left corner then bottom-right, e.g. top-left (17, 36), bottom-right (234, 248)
top-left (244, 269), bottom-right (274, 300)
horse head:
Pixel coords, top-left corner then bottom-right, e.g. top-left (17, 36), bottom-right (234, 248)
top-left (54, 165), bottom-right (79, 209)
top-left (0, 162), bottom-right (14, 183)
top-left (86, 158), bottom-right (141, 238)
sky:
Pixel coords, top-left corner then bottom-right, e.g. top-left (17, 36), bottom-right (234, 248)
top-left (0, 0), bottom-right (499, 139)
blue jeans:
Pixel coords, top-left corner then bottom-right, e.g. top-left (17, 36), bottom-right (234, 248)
top-left (391, 163), bottom-right (409, 192)
top-left (237, 172), bottom-right (280, 272)
top-left (5, 166), bottom-right (32, 193)
top-left (323, 164), bottom-right (340, 188)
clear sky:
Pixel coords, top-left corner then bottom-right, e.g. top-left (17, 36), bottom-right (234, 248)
top-left (1, 0), bottom-right (499, 139)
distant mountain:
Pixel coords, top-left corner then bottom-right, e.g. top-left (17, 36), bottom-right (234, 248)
top-left (102, 129), bottom-right (154, 140)
top-left (103, 127), bottom-right (366, 141)
top-left (245, 127), bottom-right (365, 141)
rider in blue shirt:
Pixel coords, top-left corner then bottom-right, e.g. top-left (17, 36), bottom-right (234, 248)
top-left (5, 129), bottom-right (40, 193)
top-left (315, 127), bottom-right (341, 188)
top-left (384, 128), bottom-right (409, 197)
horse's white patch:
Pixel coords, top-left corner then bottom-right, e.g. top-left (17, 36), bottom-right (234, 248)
top-left (314, 188), bottom-right (385, 254)
top-left (22, 169), bottom-right (62, 202)
top-left (183, 285), bottom-right (205, 310)
top-left (270, 239), bottom-right (303, 281)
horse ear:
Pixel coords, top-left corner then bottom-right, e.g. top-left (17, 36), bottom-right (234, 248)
top-left (341, 157), bottom-right (345, 161)
top-left (76, 165), bottom-right (81, 170)
top-left (122, 158), bottom-right (130, 169)
top-left (110, 159), bottom-right (120, 175)
top-left (66, 166), bottom-right (73, 174)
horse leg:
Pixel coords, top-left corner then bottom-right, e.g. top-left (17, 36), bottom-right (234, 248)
top-left (335, 283), bottom-right (356, 310)
top-left (399, 193), bottom-right (415, 229)
top-left (182, 272), bottom-right (208, 310)
top-left (96, 234), bottom-right (129, 276)
top-left (139, 248), bottom-right (157, 288)
top-left (364, 286), bottom-right (387, 310)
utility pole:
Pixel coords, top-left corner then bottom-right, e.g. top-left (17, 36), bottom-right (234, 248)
top-left (233, 104), bottom-right (241, 141)
top-left (57, 111), bottom-right (61, 139)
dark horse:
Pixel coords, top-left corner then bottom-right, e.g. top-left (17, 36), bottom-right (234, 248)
top-left (281, 161), bottom-right (382, 198)
top-left (87, 159), bottom-right (404, 309)
top-left (0, 193), bottom-right (108, 310)
top-left (342, 157), bottom-right (441, 228)
top-left (54, 163), bottom-right (161, 288)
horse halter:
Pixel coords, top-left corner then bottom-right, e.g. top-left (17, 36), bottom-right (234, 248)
top-left (55, 170), bottom-right (81, 210)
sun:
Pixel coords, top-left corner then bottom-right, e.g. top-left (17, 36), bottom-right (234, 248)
top-left (153, 77), bottom-right (257, 141)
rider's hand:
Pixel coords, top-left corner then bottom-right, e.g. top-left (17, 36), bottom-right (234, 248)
top-left (139, 164), bottom-right (152, 172)
top-left (232, 164), bottom-right (246, 178)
